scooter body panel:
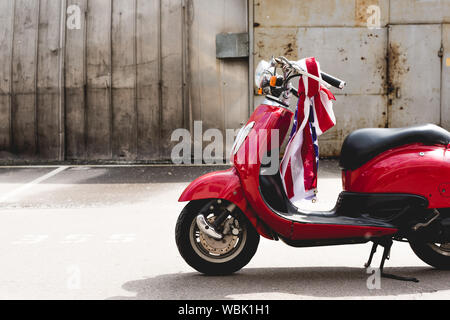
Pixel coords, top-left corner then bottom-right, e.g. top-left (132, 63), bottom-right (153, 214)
top-left (233, 104), bottom-right (296, 238)
top-left (179, 168), bottom-right (247, 211)
top-left (291, 223), bottom-right (397, 241)
top-left (343, 143), bottom-right (450, 209)
top-left (232, 104), bottom-right (399, 241)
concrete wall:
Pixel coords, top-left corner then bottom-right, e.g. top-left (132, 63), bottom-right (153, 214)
top-left (253, 0), bottom-right (450, 156)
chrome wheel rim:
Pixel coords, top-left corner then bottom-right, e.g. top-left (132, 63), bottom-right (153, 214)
top-left (189, 213), bottom-right (247, 263)
top-left (428, 243), bottom-right (450, 256)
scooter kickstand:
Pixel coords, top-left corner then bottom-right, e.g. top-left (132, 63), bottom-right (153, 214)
top-left (379, 240), bottom-right (419, 283)
top-left (364, 242), bottom-right (378, 268)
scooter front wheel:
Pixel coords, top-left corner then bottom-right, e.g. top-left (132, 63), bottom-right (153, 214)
top-left (410, 240), bottom-right (450, 270)
top-left (175, 200), bottom-right (260, 275)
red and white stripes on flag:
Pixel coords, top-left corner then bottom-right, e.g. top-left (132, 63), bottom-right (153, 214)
top-left (280, 57), bottom-right (336, 205)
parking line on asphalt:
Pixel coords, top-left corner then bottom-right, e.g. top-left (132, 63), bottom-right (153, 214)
top-left (0, 166), bottom-right (69, 203)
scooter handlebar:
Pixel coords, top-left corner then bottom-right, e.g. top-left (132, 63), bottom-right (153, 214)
top-left (273, 56), bottom-right (346, 90)
top-left (321, 72), bottom-right (346, 90)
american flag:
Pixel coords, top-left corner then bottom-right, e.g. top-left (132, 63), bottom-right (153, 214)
top-left (280, 57), bottom-right (336, 206)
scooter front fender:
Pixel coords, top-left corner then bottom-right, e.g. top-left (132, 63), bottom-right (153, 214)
top-left (179, 167), bottom-right (274, 239)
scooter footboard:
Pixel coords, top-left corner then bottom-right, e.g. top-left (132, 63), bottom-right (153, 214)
top-left (276, 192), bottom-right (428, 242)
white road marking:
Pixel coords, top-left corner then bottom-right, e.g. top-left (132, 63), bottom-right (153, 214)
top-left (0, 166), bottom-right (69, 203)
top-left (60, 234), bottom-right (94, 244)
top-left (11, 235), bottom-right (49, 245)
top-left (10, 233), bottom-right (140, 246)
top-left (106, 234), bottom-right (136, 243)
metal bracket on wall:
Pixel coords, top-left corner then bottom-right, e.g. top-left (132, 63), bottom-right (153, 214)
top-left (216, 32), bottom-right (249, 59)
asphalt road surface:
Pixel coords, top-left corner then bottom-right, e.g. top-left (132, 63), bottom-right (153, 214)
top-left (0, 161), bottom-right (449, 300)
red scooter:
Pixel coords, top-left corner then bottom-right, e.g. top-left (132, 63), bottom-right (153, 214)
top-left (175, 56), bottom-right (450, 282)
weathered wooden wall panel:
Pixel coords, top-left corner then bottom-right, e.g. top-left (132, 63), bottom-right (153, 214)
top-left (443, 25), bottom-right (450, 130)
top-left (189, 0), bottom-right (249, 133)
top-left (190, 0), bottom-right (222, 132)
top-left (11, 0), bottom-right (39, 158)
top-left (222, 59), bottom-right (250, 129)
top-left (37, 0), bottom-right (62, 160)
top-left (0, 0), bottom-right (14, 152)
top-left (111, 0), bottom-right (138, 160)
top-left (65, 0), bottom-right (87, 160)
top-left (1, 0), bottom-right (248, 163)
top-left (136, 0), bottom-right (160, 160)
top-left (390, 0), bottom-right (450, 24)
top-left (388, 25), bottom-right (442, 127)
top-left (160, 0), bottom-right (184, 160)
top-left (86, 0), bottom-right (112, 159)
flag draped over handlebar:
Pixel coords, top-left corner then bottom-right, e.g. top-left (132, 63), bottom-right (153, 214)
top-left (280, 57), bottom-right (336, 205)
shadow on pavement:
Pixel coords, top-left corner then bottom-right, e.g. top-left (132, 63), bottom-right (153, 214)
top-left (0, 160), bottom-right (340, 185)
top-left (0, 165), bottom-right (232, 184)
top-left (109, 266), bottom-right (450, 300)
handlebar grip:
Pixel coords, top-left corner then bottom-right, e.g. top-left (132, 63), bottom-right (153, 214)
top-left (321, 72), bottom-right (346, 89)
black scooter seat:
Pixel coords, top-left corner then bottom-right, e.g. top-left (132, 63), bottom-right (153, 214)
top-left (339, 124), bottom-right (450, 170)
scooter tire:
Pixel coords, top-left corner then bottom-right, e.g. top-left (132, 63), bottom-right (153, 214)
top-left (175, 200), bottom-right (260, 276)
top-left (410, 240), bottom-right (450, 270)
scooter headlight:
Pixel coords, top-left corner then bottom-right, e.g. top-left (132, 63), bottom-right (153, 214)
top-left (232, 121), bottom-right (255, 156)
top-left (255, 60), bottom-right (271, 88)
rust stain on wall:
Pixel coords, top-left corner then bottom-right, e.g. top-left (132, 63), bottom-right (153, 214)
top-left (387, 41), bottom-right (410, 115)
top-left (255, 28), bottom-right (298, 61)
top-left (388, 42), bottom-right (409, 90)
top-left (254, 0), bottom-right (341, 28)
top-left (255, 0), bottom-right (311, 28)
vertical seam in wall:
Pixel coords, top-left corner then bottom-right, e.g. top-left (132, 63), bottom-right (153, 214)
top-left (197, 9), bottom-right (202, 133)
top-left (181, 0), bottom-right (185, 129)
top-left (388, 0), bottom-right (391, 27)
top-left (134, 0), bottom-right (138, 160)
top-left (385, 25), bottom-right (390, 128)
top-left (183, 0), bottom-right (192, 134)
top-left (157, 0), bottom-right (163, 160)
top-left (187, 0), bottom-right (193, 134)
top-left (385, 0), bottom-right (391, 128)
top-left (440, 23), bottom-right (443, 127)
top-left (83, 0), bottom-right (88, 159)
top-left (35, 0), bottom-right (41, 156)
top-left (59, 0), bottom-right (67, 161)
top-left (248, 0), bottom-right (254, 118)
top-left (9, 0), bottom-right (16, 151)
top-left (181, 0), bottom-right (187, 131)
top-left (221, 58), bottom-right (225, 133)
top-left (221, 1), bottom-right (225, 133)
top-left (109, 0), bottom-right (113, 159)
